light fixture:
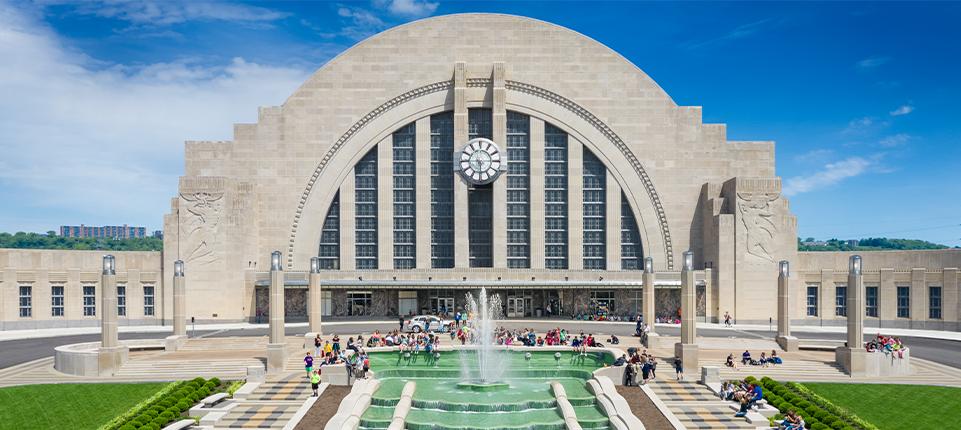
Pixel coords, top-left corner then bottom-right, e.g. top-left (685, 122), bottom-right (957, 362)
top-left (270, 251), bottom-right (283, 271)
top-left (310, 257), bottom-right (320, 274)
top-left (778, 260), bottom-right (789, 278)
top-left (102, 255), bottom-right (116, 275)
top-left (849, 255), bottom-right (862, 275)
top-left (683, 251), bottom-right (694, 271)
top-left (644, 257), bottom-right (654, 273)
top-left (174, 260), bottom-right (184, 277)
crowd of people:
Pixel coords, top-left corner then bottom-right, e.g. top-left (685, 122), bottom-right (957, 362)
top-left (303, 334), bottom-right (372, 397)
top-left (865, 334), bottom-right (907, 358)
top-left (718, 379), bottom-right (764, 418)
top-left (614, 348), bottom-right (685, 385)
top-left (725, 349), bottom-right (783, 369)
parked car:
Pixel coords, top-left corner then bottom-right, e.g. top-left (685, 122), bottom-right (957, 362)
top-left (404, 315), bottom-right (454, 333)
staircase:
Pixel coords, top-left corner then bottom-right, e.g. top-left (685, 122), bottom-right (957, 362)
top-left (718, 359), bottom-right (847, 382)
top-left (214, 373), bottom-right (311, 429)
top-left (647, 379), bottom-right (758, 429)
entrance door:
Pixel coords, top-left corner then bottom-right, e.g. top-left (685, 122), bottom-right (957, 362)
top-left (507, 297), bottom-right (525, 318)
top-left (398, 291), bottom-right (417, 317)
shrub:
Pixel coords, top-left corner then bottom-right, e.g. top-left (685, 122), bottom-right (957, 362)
top-left (811, 423), bottom-right (830, 430)
top-left (165, 407), bottom-right (180, 417)
top-left (176, 399), bottom-right (191, 412)
top-left (118, 425), bottom-right (135, 430)
top-left (151, 417), bottom-right (167, 428)
top-left (210, 377), bottom-right (222, 387)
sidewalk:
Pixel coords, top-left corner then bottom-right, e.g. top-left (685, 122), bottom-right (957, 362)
top-left (1, 319), bottom-right (959, 343)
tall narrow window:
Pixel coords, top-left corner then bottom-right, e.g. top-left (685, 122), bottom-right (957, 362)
top-left (19, 286), bottom-right (32, 318)
top-left (835, 284), bottom-right (847, 317)
top-left (318, 193), bottom-right (340, 270)
top-left (430, 112), bottom-right (454, 268)
top-left (83, 285), bottom-right (96, 316)
top-left (143, 286), bottom-right (155, 317)
top-left (355, 148), bottom-right (378, 270)
top-left (468, 108), bottom-right (494, 267)
top-left (896, 286), bottom-right (910, 318)
top-left (583, 149), bottom-right (606, 270)
top-left (544, 123), bottom-right (568, 269)
top-left (51, 286), bottom-right (65, 317)
top-left (621, 193), bottom-right (643, 270)
top-left (393, 122), bottom-right (417, 269)
top-left (117, 285), bottom-right (127, 317)
top-left (865, 286), bottom-right (878, 317)
top-left (929, 286), bottom-right (942, 320)
top-left (806, 285), bottom-right (819, 317)
top-left (506, 111), bottom-right (530, 268)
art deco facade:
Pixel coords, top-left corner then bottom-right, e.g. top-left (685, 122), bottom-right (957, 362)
top-left (1, 14), bottom-right (957, 330)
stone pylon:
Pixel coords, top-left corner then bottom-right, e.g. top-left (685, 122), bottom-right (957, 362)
top-left (98, 255), bottom-right (128, 376)
top-left (165, 260), bottom-right (188, 351)
top-left (267, 251), bottom-right (288, 374)
top-left (674, 251), bottom-right (698, 380)
top-left (776, 260), bottom-right (798, 351)
top-left (305, 257), bottom-right (323, 349)
top-left (836, 255), bottom-right (867, 376)
top-left (642, 257), bottom-right (659, 347)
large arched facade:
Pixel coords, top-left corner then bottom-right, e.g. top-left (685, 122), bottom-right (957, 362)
top-left (162, 13), bottom-right (799, 324)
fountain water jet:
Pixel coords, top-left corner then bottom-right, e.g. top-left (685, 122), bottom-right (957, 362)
top-left (460, 287), bottom-right (509, 389)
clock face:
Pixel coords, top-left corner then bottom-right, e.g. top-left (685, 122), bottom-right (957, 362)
top-left (456, 138), bottom-right (504, 185)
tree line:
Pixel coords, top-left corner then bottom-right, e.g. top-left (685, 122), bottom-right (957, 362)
top-left (798, 237), bottom-right (952, 252)
top-left (0, 232), bottom-right (163, 251)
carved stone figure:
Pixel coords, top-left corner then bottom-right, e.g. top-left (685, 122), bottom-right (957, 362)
top-left (180, 192), bottom-right (223, 266)
top-left (738, 192), bottom-right (780, 263)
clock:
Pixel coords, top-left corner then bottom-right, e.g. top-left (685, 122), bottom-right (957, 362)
top-left (455, 138), bottom-right (507, 185)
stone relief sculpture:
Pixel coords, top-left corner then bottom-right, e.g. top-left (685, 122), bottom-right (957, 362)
top-left (180, 192), bottom-right (223, 266)
top-left (738, 192), bottom-right (780, 263)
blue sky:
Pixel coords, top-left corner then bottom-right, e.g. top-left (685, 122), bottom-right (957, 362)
top-left (1, 1), bottom-right (959, 247)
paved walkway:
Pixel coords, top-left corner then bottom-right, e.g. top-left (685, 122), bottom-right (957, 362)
top-left (647, 379), bottom-right (759, 429)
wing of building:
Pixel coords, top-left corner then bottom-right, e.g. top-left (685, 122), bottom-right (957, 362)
top-left (1, 14), bottom-right (958, 331)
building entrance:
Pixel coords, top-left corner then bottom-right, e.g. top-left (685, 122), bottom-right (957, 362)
top-left (507, 297), bottom-right (526, 318)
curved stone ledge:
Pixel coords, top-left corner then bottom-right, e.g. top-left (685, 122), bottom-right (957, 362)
top-left (324, 378), bottom-right (381, 430)
top-left (587, 375), bottom-right (645, 430)
top-left (54, 339), bottom-right (160, 376)
top-left (550, 381), bottom-right (582, 430)
top-left (387, 381), bottom-right (416, 430)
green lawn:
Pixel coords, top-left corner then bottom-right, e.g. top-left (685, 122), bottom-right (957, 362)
top-left (803, 383), bottom-right (961, 430)
top-left (0, 382), bottom-right (167, 430)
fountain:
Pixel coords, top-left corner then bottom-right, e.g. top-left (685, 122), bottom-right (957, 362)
top-left (457, 288), bottom-right (509, 391)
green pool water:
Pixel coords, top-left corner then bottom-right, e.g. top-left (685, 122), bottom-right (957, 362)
top-left (359, 350), bottom-right (614, 430)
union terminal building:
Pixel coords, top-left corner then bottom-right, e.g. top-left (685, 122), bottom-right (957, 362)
top-left (5, 14), bottom-right (957, 331)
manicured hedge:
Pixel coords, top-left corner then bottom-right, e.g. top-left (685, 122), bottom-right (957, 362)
top-left (752, 376), bottom-right (877, 430)
top-left (101, 377), bottom-right (225, 430)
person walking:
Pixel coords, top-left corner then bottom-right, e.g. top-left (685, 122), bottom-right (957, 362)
top-left (314, 334), bottom-right (322, 357)
top-left (304, 352), bottom-right (314, 377)
top-left (310, 369), bottom-right (321, 397)
top-left (641, 358), bottom-right (652, 385)
top-left (674, 357), bottom-right (683, 380)
top-left (399, 314), bottom-right (405, 331)
top-left (649, 357), bottom-right (657, 380)
top-left (332, 334), bottom-right (341, 355)
top-left (724, 311), bottom-right (732, 327)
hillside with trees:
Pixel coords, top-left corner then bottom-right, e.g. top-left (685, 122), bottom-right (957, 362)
top-left (798, 237), bottom-right (952, 252)
top-left (0, 232), bottom-right (163, 251)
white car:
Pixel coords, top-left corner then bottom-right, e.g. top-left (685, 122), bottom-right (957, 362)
top-left (403, 315), bottom-right (454, 333)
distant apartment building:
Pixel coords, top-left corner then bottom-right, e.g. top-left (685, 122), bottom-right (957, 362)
top-left (59, 224), bottom-right (146, 239)
top-left (152, 230), bottom-right (164, 239)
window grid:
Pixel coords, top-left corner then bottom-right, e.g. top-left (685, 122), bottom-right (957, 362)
top-left (355, 148), bottom-right (378, 270)
top-left (620, 193), bottom-right (643, 270)
top-left (544, 123), bottom-right (568, 269)
top-left (117, 285), bottom-right (127, 317)
top-left (806, 285), bottom-right (818, 317)
top-left (582, 149), bottom-right (606, 270)
top-left (506, 111), bottom-right (530, 268)
top-left (929, 286), bottom-right (942, 320)
top-left (393, 122), bottom-right (417, 269)
top-left (835, 285), bottom-right (847, 317)
top-left (83, 285), bottom-right (96, 316)
top-left (897, 286), bottom-right (910, 318)
top-left (430, 112), bottom-right (454, 268)
top-left (318, 193), bottom-right (340, 270)
top-left (19, 286), bottom-right (32, 318)
top-left (51, 285), bottom-right (64, 317)
top-left (468, 108), bottom-right (493, 139)
top-left (865, 286), bottom-right (878, 317)
top-left (143, 286), bottom-right (155, 317)
top-left (468, 108), bottom-right (494, 268)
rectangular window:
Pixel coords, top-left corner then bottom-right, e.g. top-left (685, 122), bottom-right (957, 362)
top-left (620, 193), bottom-right (643, 270)
top-left (506, 111), bottom-right (530, 268)
top-left (929, 286), bottom-right (942, 320)
top-left (346, 291), bottom-right (373, 317)
top-left (393, 122), bottom-right (417, 269)
top-left (51, 285), bottom-right (65, 317)
top-left (590, 290), bottom-right (615, 313)
top-left (865, 286), bottom-right (878, 318)
top-left (897, 286), bottom-right (910, 318)
top-left (430, 112), bottom-right (455, 268)
top-left (19, 286), bottom-right (32, 318)
top-left (318, 193), bottom-right (340, 270)
top-left (83, 285), bottom-right (96, 316)
top-left (544, 123), bottom-right (568, 269)
top-left (355, 148), bottom-right (378, 270)
top-left (143, 286), bottom-right (155, 316)
top-left (835, 284), bottom-right (847, 317)
top-left (582, 149), bottom-right (606, 270)
top-left (468, 185), bottom-right (493, 267)
top-left (117, 285), bottom-right (126, 317)
top-left (806, 285), bottom-right (818, 317)
top-left (321, 290), bottom-right (332, 316)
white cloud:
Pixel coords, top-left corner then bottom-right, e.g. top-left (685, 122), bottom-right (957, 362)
top-left (793, 149), bottom-right (835, 163)
top-left (889, 104), bottom-right (914, 116)
top-left (878, 133), bottom-right (912, 147)
top-left (685, 18), bottom-right (775, 50)
top-left (841, 116), bottom-right (877, 135)
top-left (857, 56), bottom-right (890, 69)
top-left (783, 157), bottom-right (873, 196)
top-left (385, 0), bottom-right (438, 18)
top-left (0, 2), bottom-right (311, 230)
top-left (38, 0), bottom-right (290, 26)
top-left (333, 6), bottom-right (388, 40)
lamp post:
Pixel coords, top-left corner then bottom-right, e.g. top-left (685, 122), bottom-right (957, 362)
top-left (836, 255), bottom-right (867, 376)
top-left (98, 255), bottom-right (127, 375)
top-left (267, 251), bottom-right (288, 374)
top-left (173, 260), bottom-right (186, 337)
top-left (308, 256), bottom-right (323, 335)
top-left (776, 260), bottom-right (798, 351)
top-left (642, 257), bottom-right (656, 344)
top-left (674, 251), bottom-right (698, 380)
